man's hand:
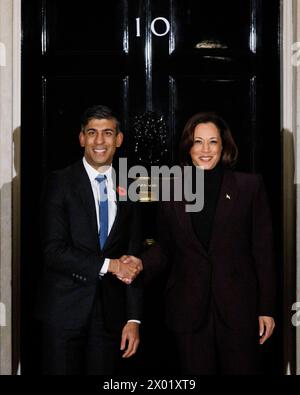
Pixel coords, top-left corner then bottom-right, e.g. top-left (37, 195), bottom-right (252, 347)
top-left (108, 256), bottom-right (142, 284)
top-left (116, 255), bottom-right (143, 284)
top-left (258, 316), bottom-right (275, 345)
top-left (120, 322), bottom-right (140, 358)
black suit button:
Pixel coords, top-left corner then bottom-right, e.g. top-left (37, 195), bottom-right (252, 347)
top-left (83, 278), bottom-right (87, 282)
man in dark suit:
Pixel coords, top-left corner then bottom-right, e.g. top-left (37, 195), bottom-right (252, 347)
top-left (36, 105), bottom-right (143, 375)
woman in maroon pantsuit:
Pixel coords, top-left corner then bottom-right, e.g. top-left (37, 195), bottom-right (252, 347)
top-left (141, 112), bottom-right (276, 374)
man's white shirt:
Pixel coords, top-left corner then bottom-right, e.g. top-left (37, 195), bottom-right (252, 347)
top-left (83, 157), bottom-right (116, 275)
top-left (83, 158), bottom-right (140, 324)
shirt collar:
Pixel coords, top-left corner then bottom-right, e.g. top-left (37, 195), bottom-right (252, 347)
top-left (82, 157), bottom-right (113, 184)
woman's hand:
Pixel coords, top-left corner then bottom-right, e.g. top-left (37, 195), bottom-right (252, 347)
top-left (258, 316), bottom-right (275, 345)
top-left (120, 322), bottom-right (140, 358)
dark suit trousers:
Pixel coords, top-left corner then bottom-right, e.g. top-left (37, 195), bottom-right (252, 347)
top-left (41, 282), bottom-right (119, 375)
top-left (173, 299), bottom-right (262, 375)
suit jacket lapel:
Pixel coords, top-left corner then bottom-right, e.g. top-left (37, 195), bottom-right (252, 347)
top-left (74, 161), bottom-right (100, 250)
top-left (101, 169), bottom-right (121, 250)
top-left (174, 200), bottom-right (208, 257)
top-left (209, 169), bottom-right (238, 252)
top-left (174, 169), bottom-right (238, 256)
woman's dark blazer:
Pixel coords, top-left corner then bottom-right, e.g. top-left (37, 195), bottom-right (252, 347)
top-left (142, 170), bottom-right (276, 334)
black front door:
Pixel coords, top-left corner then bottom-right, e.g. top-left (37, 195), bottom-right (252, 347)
top-left (21, 0), bottom-right (281, 374)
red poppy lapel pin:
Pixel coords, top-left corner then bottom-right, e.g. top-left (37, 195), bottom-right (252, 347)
top-left (116, 185), bottom-right (127, 197)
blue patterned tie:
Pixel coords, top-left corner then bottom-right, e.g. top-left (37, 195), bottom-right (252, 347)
top-left (96, 174), bottom-right (108, 249)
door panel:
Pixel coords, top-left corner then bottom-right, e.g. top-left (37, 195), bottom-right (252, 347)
top-left (173, 0), bottom-right (256, 52)
top-left (43, 75), bottom-right (129, 170)
top-left (46, 1), bottom-right (126, 53)
top-left (173, 76), bottom-right (258, 170)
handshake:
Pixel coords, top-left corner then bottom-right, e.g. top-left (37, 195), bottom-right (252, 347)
top-left (108, 256), bottom-right (143, 284)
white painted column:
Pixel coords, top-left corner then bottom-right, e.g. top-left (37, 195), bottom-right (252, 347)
top-left (295, 0), bottom-right (300, 376)
top-left (0, 0), bottom-right (21, 375)
top-left (282, 0), bottom-right (300, 375)
top-left (12, 0), bottom-right (21, 376)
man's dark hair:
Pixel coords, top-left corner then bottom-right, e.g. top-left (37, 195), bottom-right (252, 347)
top-left (179, 112), bottom-right (238, 168)
top-left (80, 105), bottom-right (121, 133)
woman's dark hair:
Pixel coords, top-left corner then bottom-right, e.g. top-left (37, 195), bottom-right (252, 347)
top-left (80, 104), bottom-right (121, 133)
top-left (179, 112), bottom-right (238, 168)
